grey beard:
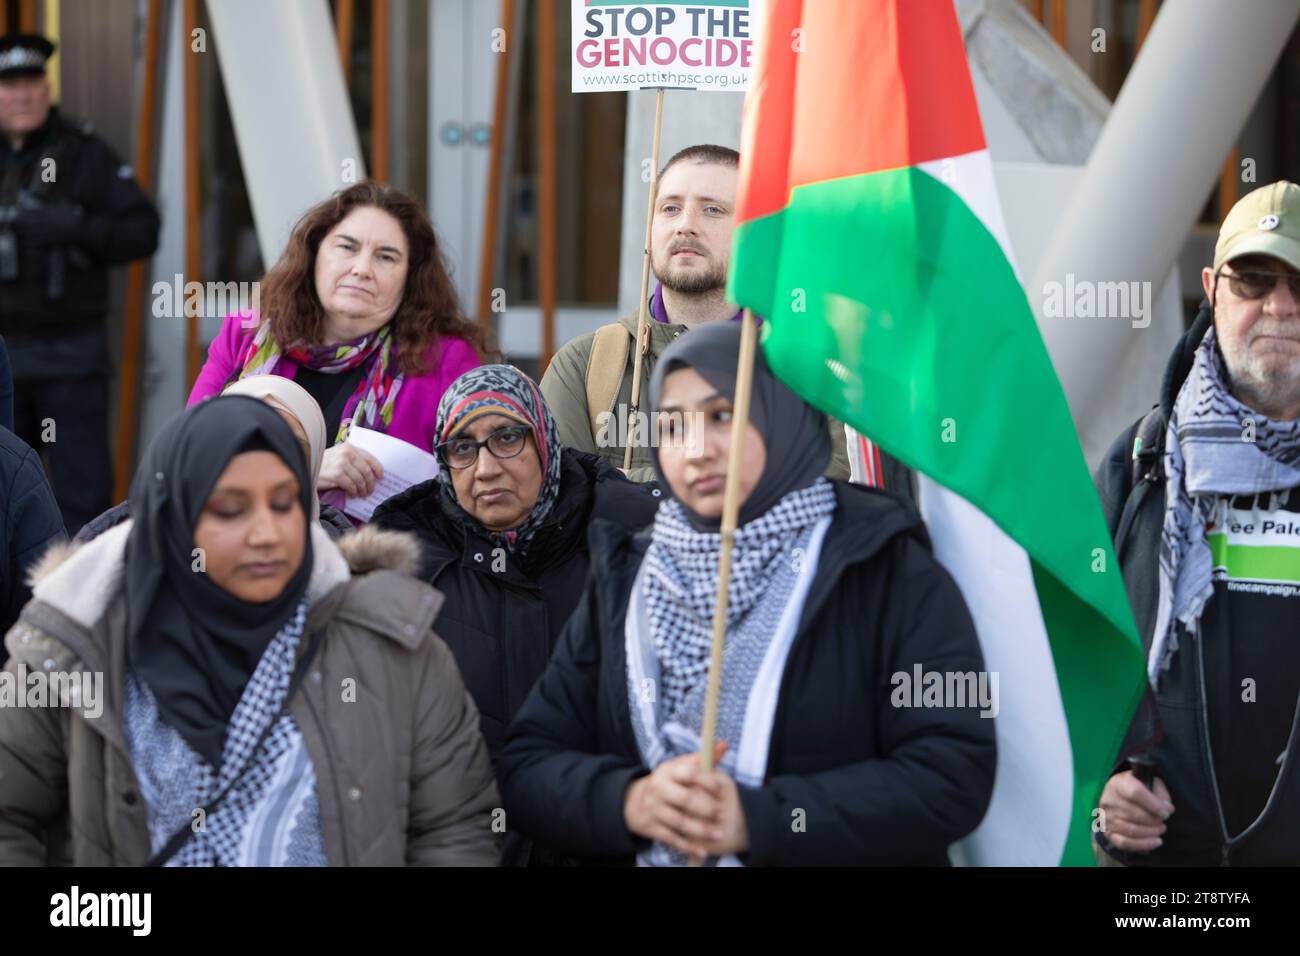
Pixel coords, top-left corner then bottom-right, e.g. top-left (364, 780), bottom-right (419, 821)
top-left (653, 255), bottom-right (727, 295)
top-left (1218, 325), bottom-right (1300, 418)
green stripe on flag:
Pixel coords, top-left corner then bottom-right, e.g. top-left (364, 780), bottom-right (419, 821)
top-left (730, 165), bottom-right (1146, 864)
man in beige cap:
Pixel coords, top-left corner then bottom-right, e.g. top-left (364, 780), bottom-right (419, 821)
top-left (1093, 180), bottom-right (1300, 866)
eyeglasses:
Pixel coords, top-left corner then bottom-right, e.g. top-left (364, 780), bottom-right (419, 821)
top-left (436, 425), bottom-right (531, 470)
top-left (1215, 267), bottom-right (1300, 301)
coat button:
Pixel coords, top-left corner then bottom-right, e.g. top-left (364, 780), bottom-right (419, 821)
top-left (311, 671), bottom-right (322, 683)
top-left (651, 489), bottom-right (661, 497)
top-left (122, 791), bottom-right (138, 806)
top-left (43, 658), bottom-right (55, 670)
top-left (348, 787), bottom-right (363, 801)
top-left (403, 623), bottom-right (415, 637)
top-left (473, 552), bottom-right (484, 563)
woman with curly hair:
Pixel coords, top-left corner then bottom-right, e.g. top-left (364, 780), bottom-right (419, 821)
top-left (188, 181), bottom-right (486, 503)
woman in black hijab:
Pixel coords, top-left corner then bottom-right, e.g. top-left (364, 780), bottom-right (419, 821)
top-left (127, 396), bottom-right (315, 768)
top-left (498, 322), bottom-right (996, 866)
top-left (0, 398), bottom-right (500, 866)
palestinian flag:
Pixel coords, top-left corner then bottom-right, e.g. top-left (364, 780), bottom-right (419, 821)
top-left (727, 0), bottom-right (1146, 865)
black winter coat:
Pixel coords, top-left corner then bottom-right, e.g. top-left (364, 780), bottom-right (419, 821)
top-left (0, 427), bottom-right (66, 632)
top-left (0, 108), bottom-right (160, 341)
top-left (1094, 302), bottom-right (1300, 865)
top-left (497, 481), bottom-right (997, 866)
top-left (372, 449), bottom-right (661, 760)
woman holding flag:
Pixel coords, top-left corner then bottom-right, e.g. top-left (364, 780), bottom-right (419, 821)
top-left (497, 323), bottom-right (996, 865)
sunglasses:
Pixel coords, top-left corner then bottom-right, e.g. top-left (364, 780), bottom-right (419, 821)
top-left (1215, 267), bottom-right (1300, 301)
top-left (436, 424), bottom-right (532, 470)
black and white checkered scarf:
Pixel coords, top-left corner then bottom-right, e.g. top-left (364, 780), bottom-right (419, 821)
top-left (125, 602), bottom-right (327, 866)
top-left (1154, 328), bottom-right (1300, 684)
top-left (628, 478), bottom-right (836, 866)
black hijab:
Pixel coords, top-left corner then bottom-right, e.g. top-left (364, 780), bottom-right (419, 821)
top-left (126, 396), bottom-right (315, 767)
top-left (649, 321), bottom-right (830, 531)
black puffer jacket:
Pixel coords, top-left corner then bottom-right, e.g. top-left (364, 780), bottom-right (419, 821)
top-left (372, 449), bottom-right (661, 759)
top-left (497, 481), bottom-right (996, 866)
top-left (1094, 302), bottom-right (1300, 865)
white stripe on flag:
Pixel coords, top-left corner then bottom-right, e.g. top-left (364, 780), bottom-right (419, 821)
top-left (913, 151), bottom-right (1076, 864)
top-left (921, 477), bottom-right (1075, 865)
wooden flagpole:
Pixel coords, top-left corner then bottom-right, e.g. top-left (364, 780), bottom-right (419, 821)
top-left (537, 0), bottom-right (557, 372)
top-left (690, 307), bottom-right (759, 864)
top-left (623, 87), bottom-right (665, 471)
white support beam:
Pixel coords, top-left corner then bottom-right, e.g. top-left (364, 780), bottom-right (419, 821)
top-left (205, 0), bottom-right (364, 265)
top-left (1032, 0), bottom-right (1300, 459)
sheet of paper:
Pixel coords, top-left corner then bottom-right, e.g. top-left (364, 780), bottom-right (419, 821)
top-left (342, 426), bottom-right (440, 522)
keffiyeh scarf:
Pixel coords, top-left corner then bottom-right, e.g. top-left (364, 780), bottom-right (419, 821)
top-left (237, 318), bottom-right (403, 445)
top-left (1154, 327), bottom-right (1300, 684)
top-left (627, 478), bottom-right (837, 866)
top-left (125, 602), bottom-right (327, 867)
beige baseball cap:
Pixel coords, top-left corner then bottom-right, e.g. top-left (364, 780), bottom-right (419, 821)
top-left (1214, 180), bottom-right (1300, 272)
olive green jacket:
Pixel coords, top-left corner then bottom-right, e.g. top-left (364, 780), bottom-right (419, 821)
top-left (540, 310), bottom-right (925, 505)
top-left (540, 310), bottom-right (857, 485)
top-left (0, 523), bottom-right (501, 866)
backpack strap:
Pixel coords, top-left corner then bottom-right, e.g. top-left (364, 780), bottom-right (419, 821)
top-left (1129, 405), bottom-right (1168, 491)
top-left (584, 323), bottom-right (632, 437)
top-left (1112, 405), bottom-right (1169, 562)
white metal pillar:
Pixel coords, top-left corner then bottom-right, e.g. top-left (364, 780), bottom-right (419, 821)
top-left (205, 0), bottom-right (364, 265)
top-left (1031, 0), bottom-right (1300, 457)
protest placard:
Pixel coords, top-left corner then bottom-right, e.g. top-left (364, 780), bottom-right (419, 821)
top-left (571, 1), bottom-right (752, 93)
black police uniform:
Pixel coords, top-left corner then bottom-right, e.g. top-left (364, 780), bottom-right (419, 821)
top-left (0, 35), bottom-right (160, 534)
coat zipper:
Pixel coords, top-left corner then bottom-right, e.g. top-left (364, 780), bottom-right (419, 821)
top-left (1193, 618), bottom-right (1233, 865)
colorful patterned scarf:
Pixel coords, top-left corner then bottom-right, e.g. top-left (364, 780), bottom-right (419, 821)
top-left (434, 364), bottom-right (562, 555)
top-left (237, 319), bottom-right (403, 445)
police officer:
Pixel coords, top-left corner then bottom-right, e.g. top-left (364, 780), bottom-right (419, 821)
top-left (0, 32), bottom-right (159, 535)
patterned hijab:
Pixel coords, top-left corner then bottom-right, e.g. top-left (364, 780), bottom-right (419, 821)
top-left (434, 364), bottom-right (563, 555)
top-left (235, 311), bottom-right (404, 445)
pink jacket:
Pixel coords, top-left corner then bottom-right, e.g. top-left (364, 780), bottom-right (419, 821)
top-left (187, 312), bottom-right (481, 453)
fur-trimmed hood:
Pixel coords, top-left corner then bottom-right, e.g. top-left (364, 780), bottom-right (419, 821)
top-left (27, 519), bottom-right (423, 632)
